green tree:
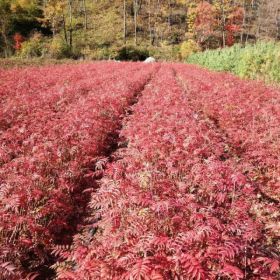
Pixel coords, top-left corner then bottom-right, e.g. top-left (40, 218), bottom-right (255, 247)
top-left (0, 0), bottom-right (12, 56)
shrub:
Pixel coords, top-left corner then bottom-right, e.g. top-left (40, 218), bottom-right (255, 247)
top-left (55, 65), bottom-right (279, 280)
top-left (116, 45), bottom-right (149, 61)
top-left (83, 46), bottom-right (118, 60)
top-left (18, 33), bottom-right (46, 59)
top-left (148, 43), bottom-right (180, 61)
top-left (47, 36), bottom-right (72, 59)
top-left (0, 62), bottom-right (156, 279)
top-left (187, 41), bottom-right (280, 83)
top-left (13, 33), bottom-right (24, 51)
top-left (179, 39), bottom-right (200, 60)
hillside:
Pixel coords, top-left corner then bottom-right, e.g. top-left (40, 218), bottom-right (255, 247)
top-left (1, 0), bottom-right (280, 60)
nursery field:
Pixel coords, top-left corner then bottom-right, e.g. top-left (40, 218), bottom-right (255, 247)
top-left (0, 62), bottom-right (279, 280)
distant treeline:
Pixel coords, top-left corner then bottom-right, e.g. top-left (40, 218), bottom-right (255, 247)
top-left (0, 1), bottom-right (279, 60)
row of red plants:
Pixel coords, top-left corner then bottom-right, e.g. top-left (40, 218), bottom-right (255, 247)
top-left (0, 62), bottom-right (157, 279)
top-left (55, 65), bottom-right (279, 279)
top-left (0, 62), bottom-right (124, 128)
top-left (175, 64), bottom-right (280, 201)
top-left (174, 64), bottom-right (280, 247)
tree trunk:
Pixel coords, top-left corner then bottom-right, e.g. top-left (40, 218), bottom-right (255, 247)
top-left (2, 33), bottom-right (9, 58)
top-left (123, 0), bottom-right (127, 45)
top-left (240, 0), bottom-right (246, 43)
top-left (168, 0), bottom-right (172, 29)
top-left (62, 14), bottom-right (68, 44)
top-left (148, 0), bottom-right (152, 45)
top-left (221, 0), bottom-right (226, 48)
top-left (185, 0), bottom-right (189, 35)
top-left (134, 0), bottom-right (138, 46)
top-left (52, 17), bottom-right (56, 37)
top-left (82, 0), bottom-right (88, 30)
top-left (154, 0), bottom-right (161, 46)
top-left (68, 0), bottom-right (73, 50)
top-left (0, 21), bottom-right (10, 58)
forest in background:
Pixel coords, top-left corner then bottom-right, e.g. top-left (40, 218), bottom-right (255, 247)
top-left (0, 0), bottom-right (279, 61)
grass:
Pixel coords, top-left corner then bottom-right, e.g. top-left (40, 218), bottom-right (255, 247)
top-left (187, 41), bottom-right (280, 84)
top-left (0, 58), bottom-right (80, 69)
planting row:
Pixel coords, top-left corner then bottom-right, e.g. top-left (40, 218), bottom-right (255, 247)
top-left (0, 62), bottom-right (130, 133)
top-left (175, 64), bottom-right (280, 201)
top-left (55, 66), bottom-right (278, 279)
top-left (0, 62), bottom-right (157, 279)
top-left (174, 64), bottom-right (280, 250)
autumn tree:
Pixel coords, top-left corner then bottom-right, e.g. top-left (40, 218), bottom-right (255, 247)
top-left (193, 1), bottom-right (216, 48)
top-left (213, 0), bottom-right (244, 47)
top-left (0, 0), bottom-right (43, 57)
top-left (0, 0), bottom-right (12, 56)
top-left (42, 0), bottom-right (67, 38)
top-left (0, 0), bottom-right (274, 58)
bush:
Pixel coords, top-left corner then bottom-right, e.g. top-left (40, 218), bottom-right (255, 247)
top-left (47, 36), bottom-right (72, 59)
top-left (179, 40), bottom-right (200, 60)
top-left (148, 43), bottom-right (180, 61)
top-left (19, 34), bottom-right (79, 60)
top-left (116, 46), bottom-right (149, 61)
top-left (187, 41), bottom-right (280, 83)
top-left (18, 33), bottom-right (46, 59)
top-left (83, 46), bottom-right (118, 60)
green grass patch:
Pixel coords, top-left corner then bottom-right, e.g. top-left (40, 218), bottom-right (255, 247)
top-left (187, 41), bottom-right (280, 84)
